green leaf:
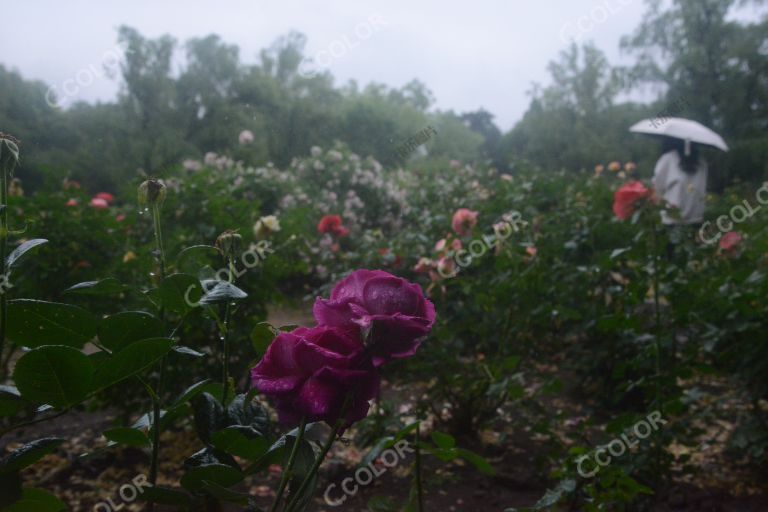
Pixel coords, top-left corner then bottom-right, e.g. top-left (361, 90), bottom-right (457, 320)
top-left (156, 273), bottom-right (202, 315)
top-left (211, 426), bottom-right (270, 460)
top-left (456, 448), bottom-right (496, 475)
top-left (7, 300), bottom-right (98, 349)
top-left (198, 281), bottom-right (248, 306)
top-left (533, 478), bottom-right (576, 509)
top-left (173, 346), bottom-right (205, 358)
top-left (103, 427), bottom-right (150, 448)
top-left (92, 338), bottom-right (174, 391)
top-left (243, 427), bottom-right (314, 475)
top-left (395, 422), bottom-right (420, 442)
top-left (97, 311), bottom-right (163, 352)
top-left (3, 488), bottom-right (67, 512)
top-left (430, 431), bottom-right (456, 449)
top-left (610, 247), bottom-right (631, 259)
top-left (172, 379), bottom-right (214, 408)
top-left (13, 346), bottom-right (93, 408)
top-left (250, 323), bottom-right (276, 356)
top-left (0, 438), bottom-right (65, 474)
top-left (63, 278), bottom-right (129, 296)
top-left (192, 393), bottom-right (225, 445)
top-left (360, 436), bottom-right (396, 467)
top-left (0, 385), bottom-right (26, 417)
top-left (199, 480), bottom-right (249, 504)
top-left (5, 239), bottom-right (48, 270)
top-left (225, 394), bottom-right (271, 434)
top-left (180, 464), bottom-right (243, 492)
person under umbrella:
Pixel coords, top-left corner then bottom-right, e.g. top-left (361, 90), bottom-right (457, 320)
top-left (629, 117), bottom-right (729, 259)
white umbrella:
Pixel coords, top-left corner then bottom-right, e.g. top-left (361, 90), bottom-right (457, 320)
top-left (629, 117), bottom-right (729, 152)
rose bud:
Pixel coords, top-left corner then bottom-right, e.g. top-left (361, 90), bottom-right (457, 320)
top-left (138, 178), bottom-right (167, 209)
top-left (216, 229), bottom-right (243, 260)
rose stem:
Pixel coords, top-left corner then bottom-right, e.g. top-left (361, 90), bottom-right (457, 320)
top-left (0, 146), bottom-right (8, 378)
top-left (148, 200), bottom-right (168, 509)
top-left (650, 216), bottom-right (664, 492)
top-left (269, 416), bottom-right (307, 512)
top-left (415, 421), bottom-right (425, 511)
top-left (284, 397), bottom-right (352, 512)
top-left (221, 254), bottom-right (236, 412)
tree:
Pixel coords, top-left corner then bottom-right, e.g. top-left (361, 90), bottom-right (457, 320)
top-left (621, 0), bottom-right (768, 181)
top-left (117, 26), bottom-right (181, 175)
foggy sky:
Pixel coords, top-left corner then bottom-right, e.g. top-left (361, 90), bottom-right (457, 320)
top-left (2, 0), bottom-right (655, 129)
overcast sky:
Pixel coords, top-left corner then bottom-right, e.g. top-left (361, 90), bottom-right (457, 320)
top-left (2, 0), bottom-right (662, 129)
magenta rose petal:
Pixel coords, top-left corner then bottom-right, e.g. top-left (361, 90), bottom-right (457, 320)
top-left (313, 269), bottom-right (436, 367)
top-left (250, 332), bottom-right (305, 395)
top-left (293, 326), bottom-right (362, 373)
top-left (312, 297), bottom-right (356, 328)
top-left (362, 276), bottom-right (421, 316)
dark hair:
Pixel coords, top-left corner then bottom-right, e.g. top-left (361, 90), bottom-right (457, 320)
top-left (661, 137), bottom-right (700, 174)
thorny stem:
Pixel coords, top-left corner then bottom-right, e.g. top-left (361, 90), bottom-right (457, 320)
top-left (270, 416), bottom-right (308, 512)
top-left (285, 396), bottom-right (352, 512)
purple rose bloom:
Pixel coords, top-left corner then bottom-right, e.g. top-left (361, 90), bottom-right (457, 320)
top-left (313, 269), bottom-right (436, 366)
top-left (250, 326), bottom-right (379, 427)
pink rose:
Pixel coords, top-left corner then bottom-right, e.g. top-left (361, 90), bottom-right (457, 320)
top-left (719, 231), bottom-right (742, 255)
top-left (251, 326), bottom-right (379, 427)
top-left (90, 198), bottom-right (109, 209)
top-left (95, 192), bottom-right (115, 203)
top-left (313, 270), bottom-right (436, 366)
top-left (66, 199), bottom-right (78, 207)
top-left (452, 208), bottom-right (479, 237)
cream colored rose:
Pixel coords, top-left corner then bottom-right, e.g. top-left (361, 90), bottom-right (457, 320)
top-left (254, 215), bottom-right (281, 239)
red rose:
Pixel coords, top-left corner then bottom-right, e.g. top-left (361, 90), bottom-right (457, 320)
top-left (613, 181), bottom-right (653, 220)
top-left (317, 215), bottom-right (349, 237)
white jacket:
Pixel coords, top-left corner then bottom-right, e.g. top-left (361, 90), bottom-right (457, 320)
top-left (652, 150), bottom-right (707, 225)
